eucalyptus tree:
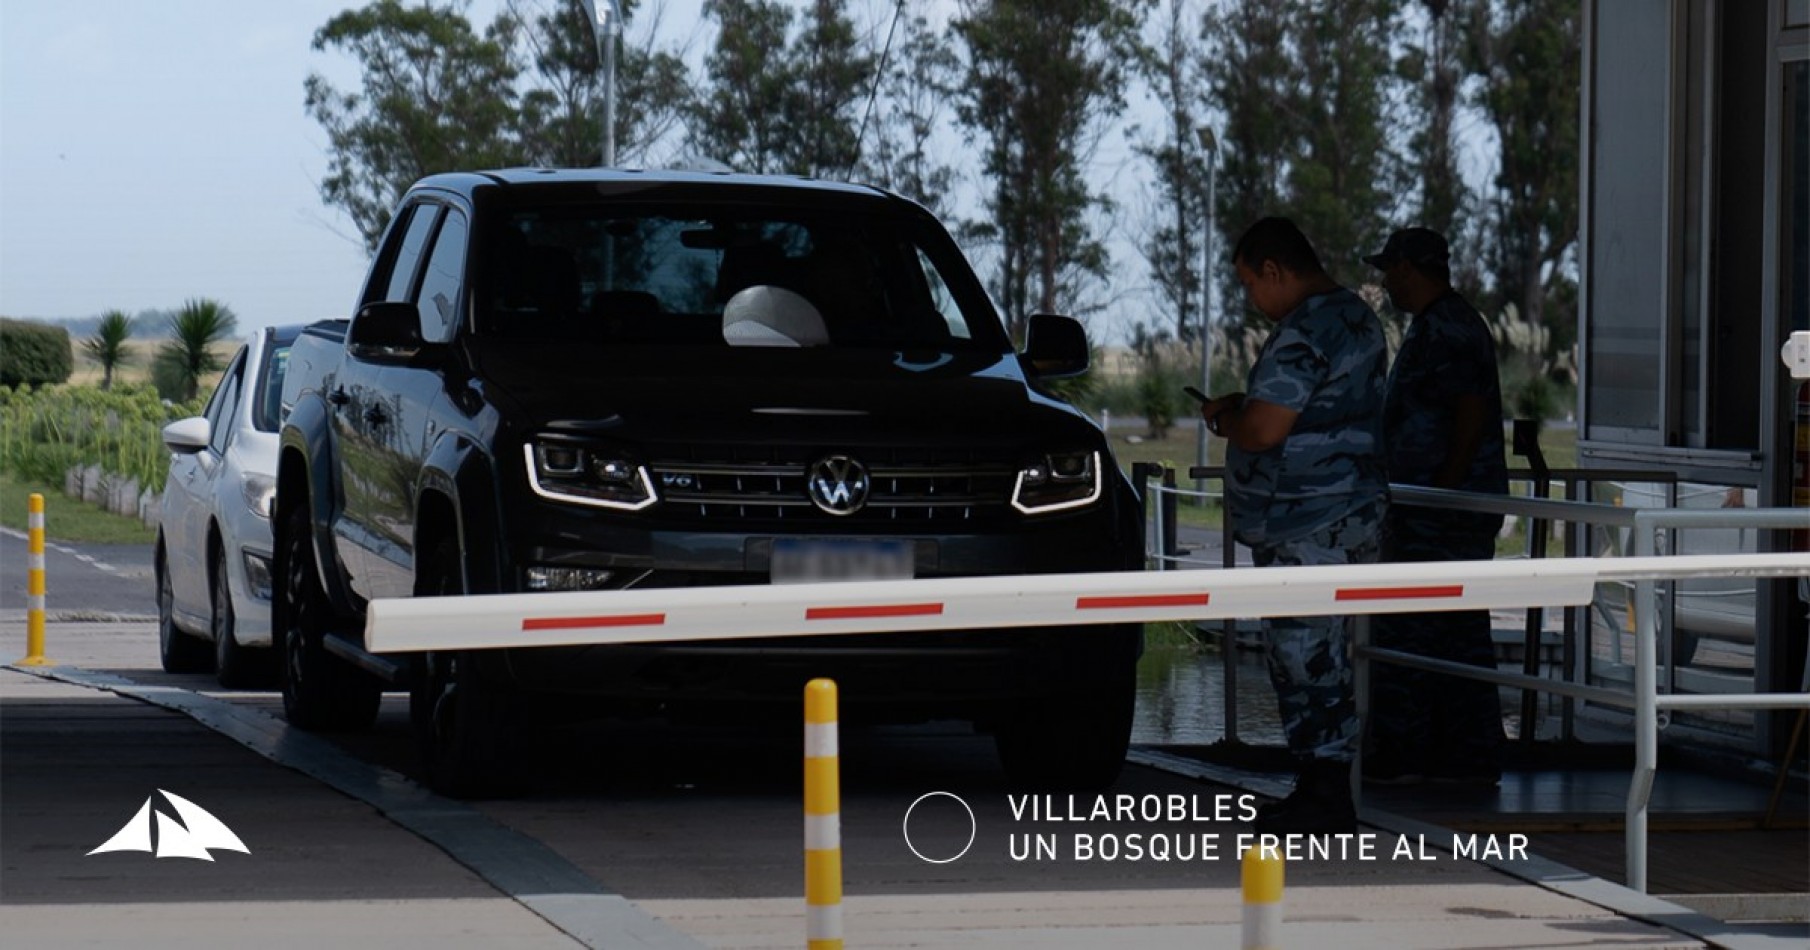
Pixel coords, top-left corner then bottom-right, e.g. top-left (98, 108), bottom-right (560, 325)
top-left (1202, 0), bottom-right (1402, 328)
top-left (690, 0), bottom-right (797, 174)
top-left (1132, 0), bottom-right (1211, 345)
top-left (1401, 0), bottom-right (1467, 245)
top-left (1462, 0), bottom-right (1580, 339)
top-left (857, 8), bottom-right (962, 220)
top-left (954, 0), bottom-right (1147, 340)
top-left (509, 0), bottom-right (694, 168)
top-left (691, 0), bottom-right (870, 178)
top-left (82, 310), bottom-right (134, 391)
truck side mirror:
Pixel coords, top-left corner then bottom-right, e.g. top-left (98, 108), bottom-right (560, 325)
top-left (349, 301), bottom-right (432, 365)
top-left (1022, 313), bottom-right (1089, 379)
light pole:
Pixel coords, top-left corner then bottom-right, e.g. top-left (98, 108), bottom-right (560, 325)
top-left (1195, 126), bottom-right (1218, 500)
top-left (592, 0), bottom-right (622, 167)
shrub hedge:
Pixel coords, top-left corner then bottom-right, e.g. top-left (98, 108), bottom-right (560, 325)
top-left (0, 318), bottom-right (74, 388)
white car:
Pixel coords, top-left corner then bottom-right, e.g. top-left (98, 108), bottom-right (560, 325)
top-left (156, 323), bottom-right (302, 686)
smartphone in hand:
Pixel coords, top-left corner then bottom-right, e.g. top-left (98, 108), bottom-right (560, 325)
top-left (1183, 385), bottom-right (1211, 405)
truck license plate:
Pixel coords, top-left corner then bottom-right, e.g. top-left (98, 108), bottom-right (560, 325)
top-left (770, 539), bottom-right (914, 585)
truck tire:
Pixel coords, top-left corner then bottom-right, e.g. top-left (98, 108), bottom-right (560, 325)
top-left (156, 539), bottom-right (212, 674)
top-left (410, 538), bottom-right (518, 798)
top-left (212, 548), bottom-right (272, 689)
top-left (277, 505), bottom-right (381, 731)
top-left (994, 652), bottom-right (1136, 791)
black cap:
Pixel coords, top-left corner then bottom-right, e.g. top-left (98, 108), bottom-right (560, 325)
top-left (1364, 227), bottom-right (1450, 270)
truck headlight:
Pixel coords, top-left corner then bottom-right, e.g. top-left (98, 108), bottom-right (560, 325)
top-left (241, 473), bottom-right (276, 519)
top-left (1011, 451), bottom-right (1102, 514)
top-left (524, 442), bottom-right (658, 511)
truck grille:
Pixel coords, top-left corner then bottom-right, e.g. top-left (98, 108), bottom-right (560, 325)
top-left (646, 447), bottom-right (1016, 522)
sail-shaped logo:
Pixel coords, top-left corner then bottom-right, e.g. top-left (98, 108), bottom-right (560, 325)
top-left (87, 790), bottom-right (250, 861)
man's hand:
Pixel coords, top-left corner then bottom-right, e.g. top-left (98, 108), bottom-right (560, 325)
top-left (1204, 392), bottom-right (1297, 452)
top-left (1201, 392), bottom-right (1245, 437)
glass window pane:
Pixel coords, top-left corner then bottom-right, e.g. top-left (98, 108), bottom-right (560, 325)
top-left (415, 212), bottom-right (469, 342)
top-left (477, 204), bottom-right (1006, 352)
top-left (382, 207), bottom-right (441, 304)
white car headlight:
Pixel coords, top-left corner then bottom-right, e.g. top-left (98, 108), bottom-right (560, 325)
top-left (1011, 451), bottom-right (1102, 514)
top-left (524, 441), bottom-right (658, 511)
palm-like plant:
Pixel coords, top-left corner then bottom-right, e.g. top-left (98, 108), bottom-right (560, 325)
top-left (159, 298), bottom-right (238, 402)
top-left (81, 310), bottom-right (135, 390)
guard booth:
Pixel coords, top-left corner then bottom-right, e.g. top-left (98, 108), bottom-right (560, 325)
top-left (1580, 0), bottom-right (1808, 758)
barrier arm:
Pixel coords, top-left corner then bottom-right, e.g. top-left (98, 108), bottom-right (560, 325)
top-left (364, 552), bottom-right (1810, 654)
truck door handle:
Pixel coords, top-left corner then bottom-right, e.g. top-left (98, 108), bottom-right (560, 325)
top-left (328, 388), bottom-right (350, 407)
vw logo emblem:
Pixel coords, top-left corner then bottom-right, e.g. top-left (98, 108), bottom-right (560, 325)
top-left (807, 455), bottom-right (870, 516)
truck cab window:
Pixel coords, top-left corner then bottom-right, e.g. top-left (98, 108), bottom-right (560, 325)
top-left (377, 205), bottom-right (441, 305)
top-left (415, 211), bottom-right (469, 343)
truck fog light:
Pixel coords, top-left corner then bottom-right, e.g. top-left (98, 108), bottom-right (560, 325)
top-left (241, 551), bottom-right (274, 601)
top-left (526, 566), bottom-right (615, 591)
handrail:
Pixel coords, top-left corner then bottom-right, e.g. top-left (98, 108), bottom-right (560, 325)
top-left (1137, 467), bottom-right (1810, 893)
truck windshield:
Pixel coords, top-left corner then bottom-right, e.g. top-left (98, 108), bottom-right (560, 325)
top-left (476, 205), bottom-right (1008, 352)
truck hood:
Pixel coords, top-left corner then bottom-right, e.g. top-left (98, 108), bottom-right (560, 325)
top-left (471, 343), bottom-right (1099, 447)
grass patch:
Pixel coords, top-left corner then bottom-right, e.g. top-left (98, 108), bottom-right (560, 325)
top-left (1143, 620), bottom-right (1208, 650)
top-left (0, 471), bottom-right (156, 545)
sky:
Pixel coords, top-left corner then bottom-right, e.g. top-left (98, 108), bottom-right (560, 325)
top-left (0, 0), bottom-right (1151, 343)
top-left (0, 1), bottom-right (394, 334)
top-left (0, 1), bottom-right (1486, 346)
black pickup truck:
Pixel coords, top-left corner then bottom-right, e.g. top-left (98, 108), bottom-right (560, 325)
top-left (275, 168), bottom-right (1143, 794)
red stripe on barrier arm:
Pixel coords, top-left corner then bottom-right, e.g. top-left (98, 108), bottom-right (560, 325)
top-left (522, 613), bottom-right (667, 631)
top-left (1076, 593), bottom-right (1211, 610)
top-left (1334, 585), bottom-right (1464, 602)
top-left (805, 603), bottom-right (944, 621)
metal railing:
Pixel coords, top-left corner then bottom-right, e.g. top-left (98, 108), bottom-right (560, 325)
top-left (1135, 466), bottom-right (1809, 893)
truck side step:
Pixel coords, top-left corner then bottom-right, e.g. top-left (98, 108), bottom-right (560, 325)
top-left (323, 633), bottom-right (409, 685)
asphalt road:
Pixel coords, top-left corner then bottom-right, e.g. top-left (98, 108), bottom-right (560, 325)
top-left (0, 529), bottom-right (154, 619)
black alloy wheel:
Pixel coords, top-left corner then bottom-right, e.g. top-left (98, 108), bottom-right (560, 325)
top-left (277, 505), bottom-right (380, 730)
top-left (409, 537), bottom-right (517, 798)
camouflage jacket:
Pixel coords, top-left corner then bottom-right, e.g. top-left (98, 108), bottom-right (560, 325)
top-left (1226, 287), bottom-right (1388, 546)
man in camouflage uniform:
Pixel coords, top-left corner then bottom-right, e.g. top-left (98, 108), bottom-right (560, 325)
top-left (1364, 227), bottom-right (1509, 785)
top-left (1202, 217), bottom-right (1388, 834)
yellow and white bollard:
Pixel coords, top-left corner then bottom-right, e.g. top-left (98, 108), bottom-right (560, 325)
top-left (804, 678), bottom-right (843, 949)
top-left (18, 493), bottom-right (51, 667)
top-left (1241, 843), bottom-right (1284, 949)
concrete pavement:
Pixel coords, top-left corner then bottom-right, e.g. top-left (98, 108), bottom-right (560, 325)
top-left (1, 619), bottom-right (1788, 948)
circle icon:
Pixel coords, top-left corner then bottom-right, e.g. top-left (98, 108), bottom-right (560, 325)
top-left (902, 791), bottom-right (976, 864)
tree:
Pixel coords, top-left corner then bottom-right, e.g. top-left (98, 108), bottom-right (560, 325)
top-left (954, 0), bottom-right (1146, 340)
top-left (691, 0), bottom-right (798, 174)
top-left (159, 299), bottom-right (237, 403)
top-left (782, 0), bottom-right (872, 178)
top-left (510, 0), bottom-right (694, 168)
top-left (1203, 0), bottom-right (1402, 327)
top-left (691, 0), bottom-right (870, 178)
top-left (1132, 0), bottom-right (1210, 345)
top-left (306, 0), bottom-right (526, 250)
top-left (0, 319), bottom-right (73, 389)
top-left (857, 8), bottom-right (962, 219)
top-left (1201, 0), bottom-right (1293, 335)
top-left (1462, 0), bottom-right (1580, 342)
top-left (1278, 0), bottom-right (1401, 287)
top-left (82, 310), bottom-right (134, 391)
top-left (1400, 0), bottom-right (1467, 243)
